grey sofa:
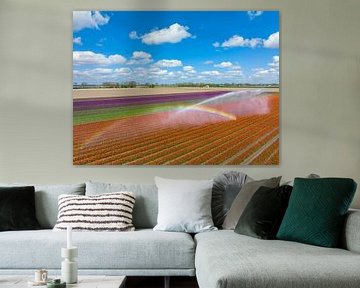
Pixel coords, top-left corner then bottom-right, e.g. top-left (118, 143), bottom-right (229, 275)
top-left (0, 181), bottom-right (195, 278)
top-left (0, 181), bottom-right (360, 288)
top-left (195, 211), bottom-right (360, 288)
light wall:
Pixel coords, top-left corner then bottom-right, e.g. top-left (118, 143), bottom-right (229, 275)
top-left (0, 0), bottom-right (359, 208)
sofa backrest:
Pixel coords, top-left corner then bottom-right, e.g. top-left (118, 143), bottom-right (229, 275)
top-left (86, 181), bottom-right (158, 229)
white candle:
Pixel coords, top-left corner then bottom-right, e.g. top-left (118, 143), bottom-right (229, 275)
top-left (67, 225), bottom-right (72, 249)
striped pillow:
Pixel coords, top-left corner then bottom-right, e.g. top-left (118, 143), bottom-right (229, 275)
top-left (53, 192), bottom-right (135, 232)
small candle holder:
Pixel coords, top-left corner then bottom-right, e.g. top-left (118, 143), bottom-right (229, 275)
top-left (61, 247), bottom-right (78, 284)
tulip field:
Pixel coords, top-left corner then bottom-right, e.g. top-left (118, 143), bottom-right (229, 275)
top-left (73, 88), bottom-right (279, 165)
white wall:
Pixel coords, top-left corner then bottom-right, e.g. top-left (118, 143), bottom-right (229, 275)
top-left (0, 0), bottom-right (359, 208)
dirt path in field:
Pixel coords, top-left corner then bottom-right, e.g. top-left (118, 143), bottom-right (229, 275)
top-left (73, 87), bottom-right (279, 99)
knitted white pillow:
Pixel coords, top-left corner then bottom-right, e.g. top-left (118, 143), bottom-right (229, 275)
top-left (53, 192), bottom-right (135, 231)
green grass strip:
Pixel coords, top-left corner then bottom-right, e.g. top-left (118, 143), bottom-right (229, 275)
top-left (73, 100), bottom-right (196, 125)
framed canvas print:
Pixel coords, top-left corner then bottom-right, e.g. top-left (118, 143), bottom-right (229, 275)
top-left (73, 11), bottom-right (279, 165)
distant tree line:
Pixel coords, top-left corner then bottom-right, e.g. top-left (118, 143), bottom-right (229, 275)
top-left (73, 81), bottom-right (279, 89)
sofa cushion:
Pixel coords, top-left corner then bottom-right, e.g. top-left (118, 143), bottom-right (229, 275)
top-left (154, 177), bottom-right (216, 233)
top-left (86, 181), bottom-right (158, 229)
top-left (0, 183), bottom-right (86, 228)
top-left (212, 171), bottom-right (250, 228)
top-left (53, 192), bottom-right (136, 232)
top-left (195, 230), bottom-right (360, 288)
top-left (0, 186), bottom-right (40, 231)
top-left (234, 185), bottom-right (292, 239)
top-left (0, 229), bottom-right (195, 271)
top-left (222, 177), bottom-right (281, 229)
top-left (277, 178), bottom-right (357, 247)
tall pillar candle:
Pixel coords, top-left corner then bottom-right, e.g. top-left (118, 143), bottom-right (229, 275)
top-left (67, 226), bottom-right (72, 249)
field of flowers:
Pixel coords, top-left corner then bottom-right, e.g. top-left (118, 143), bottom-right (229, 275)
top-left (73, 90), bottom-right (279, 165)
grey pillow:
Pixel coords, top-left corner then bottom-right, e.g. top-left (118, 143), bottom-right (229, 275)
top-left (0, 183), bottom-right (85, 228)
top-left (283, 173), bottom-right (320, 186)
top-left (212, 171), bottom-right (251, 228)
top-left (153, 177), bottom-right (217, 233)
top-left (222, 177), bottom-right (281, 230)
top-left (86, 181), bottom-right (158, 229)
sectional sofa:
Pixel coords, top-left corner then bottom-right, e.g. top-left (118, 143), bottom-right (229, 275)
top-left (0, 181), bottom-right (359, 288)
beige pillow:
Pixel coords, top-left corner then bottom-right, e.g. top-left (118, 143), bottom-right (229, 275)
top-left (222, 177), bottom-right (281, 230)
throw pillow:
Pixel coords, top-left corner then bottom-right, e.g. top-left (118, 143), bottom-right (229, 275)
top-left (222, 176), bottom-right (281, 230)
top-left (212, 171), bottom-right (251, 228)
top-left (153, 177), bottom-right (217, 233)
top-left (277, 178), bottom-right (357, 247)
top-left (282, 173), bottom-right (320, 186)
top-left (0, 183), bottom-right (86, 228)
top-left (53, 192), bottom-right (136, 232)
top-left (234, 185), bottom-right (293, 239)
top-left (0, 186), bottom-right (41, 231)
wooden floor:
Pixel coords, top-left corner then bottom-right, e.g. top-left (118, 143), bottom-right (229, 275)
top-left (126, 276), bottom-right (199, 288)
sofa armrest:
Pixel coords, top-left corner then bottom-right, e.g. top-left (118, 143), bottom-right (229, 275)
top-left (342, 209), bottom-right (360, 253)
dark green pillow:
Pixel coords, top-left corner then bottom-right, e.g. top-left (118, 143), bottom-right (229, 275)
top-left (235, 185), bottom-right (292, 239)
top-left (277, 178), bottom-right (357, 247)
top-left (0, 186), bottom-right (41, 231)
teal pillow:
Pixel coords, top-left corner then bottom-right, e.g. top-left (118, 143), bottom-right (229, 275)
top-left (277, 178), bottom-right (357, 247)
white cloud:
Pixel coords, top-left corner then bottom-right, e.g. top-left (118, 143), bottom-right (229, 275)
top-left (154, 59), bottom-right (183, 67)
top-left (198, 68), bottom-right (244, 83)
top-left (96, 37), bottom-right (106, 47)
top-left (108, 55), bottom-right (126, 64)
top-left (114, 67), bottom-right (131, 75)
top-left (156, 70), bottom-right (168, 76)
top-left (129, 31), bottom-right (139, 40)
top-left (74, 68), bottom-right (112, 80)
top-left (201, 70), bottom-right (221, 76)
top-left (252, 55), bottom-right (279, 81)
top-left (131, 67), bottom-right (148, 78)
top-left (73, 37), bottom-right (82, 45)
top-left (73, 11), bottom-right (110, 32)
top-left (90, 68), bottom-right (113, 74)
top-left (221, 35), bottom-right (262, 48)
top-left (132, 23), bottom-right (192, 45)
top-left (225, 68), bottom-right (243, 77)
top-left (212, 42), bottom-right (220, 48)
top-left (204, 60), bottom-right (214, 65)
top-left (132, 51), bottom-right (151, 59)
top-left (73, 67), bottom-right (131, 82)
top-left (247, 11), bottom-right (263, 20)
top-left (268, 55), bottom-right (279, 68)
top-left (253, 68), bottom-right (271, 77)
top-left (127, 51), bottom-right (153, 65)
top-left (73, 51), bottom-right (126, 66)
top-left (183, 65), bottom-right (196, 73)
top-left (263, 32), bottom-right (279, 48)
top-left (73, 68), bottom-right (112, 77)
top-left (164, 70), bottom-right (185, 79)
top-left (214, 61), bottom-right (233, 68)
top-left (214, 31), bottom-right (279, 49)
top-left (149, 67), bottom-right (168, 76)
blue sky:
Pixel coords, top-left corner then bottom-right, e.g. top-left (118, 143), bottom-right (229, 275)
top-left (73, 11), bottom-right (279, 85)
